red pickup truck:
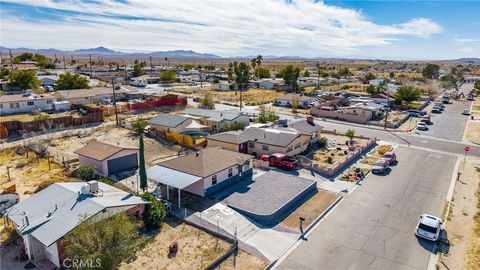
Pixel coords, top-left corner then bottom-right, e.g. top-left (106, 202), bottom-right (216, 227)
top-left (261, 153), bottom-right (298, 170)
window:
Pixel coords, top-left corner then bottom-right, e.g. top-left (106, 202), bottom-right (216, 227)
top-left (262, 145), bottom-right (269, 151)
top-left (286, 146), bottom-right (292, 153)
top-left (27, 101), bottom-right (34, 106)
top-left (228, 168), bottom-right (233, 177)
top-left (248, 142), bottom-right (255, 148)
top-left (295, 143), bottom-right (301, 149)
top-left (303, 141), bottom-right (309, 145)
top-left (0, 104), bottom-right (2, 109)
top-left (10, 103), bottom-right (19, 109)
top-left (46, 100), bottom-right (52, 104)
top-left (212, 175), bottom-right (217, 185)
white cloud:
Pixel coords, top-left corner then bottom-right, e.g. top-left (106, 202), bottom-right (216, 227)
top-left (454, 38), bottom-right (477, 43)
top-left (0, 0), bottom-right (443, 57)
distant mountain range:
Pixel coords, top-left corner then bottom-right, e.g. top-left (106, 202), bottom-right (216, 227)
top-left (0, 46), bottom-right (479, 62)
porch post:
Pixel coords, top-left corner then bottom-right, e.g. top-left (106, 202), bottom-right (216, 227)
top-left (178, 188), bottom-right (181, 208)
top-left (166, 185), bottom-right (169, 200)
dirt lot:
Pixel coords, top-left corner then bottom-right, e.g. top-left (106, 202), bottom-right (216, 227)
top-left (47, 126), bottom-right (178, 166)
top-left (197, 88), bottom-right (283, 106)
top-left (120, 217), bottom-right (231, 270)
top-left (217, 250), bottom-right (268, 270)
top-left (280, 189), bottom-right (339, 232)
top-left (440, 158), bottom-right (480, 270)
top-left (0, 147), bottom-right (75, 199)
top-left (465, 122), bottom-right (480, 145)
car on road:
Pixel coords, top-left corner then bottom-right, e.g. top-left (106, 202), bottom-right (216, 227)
top-left (431, 107), bottom-right (441, 114)
top-left (420, 115), bottom-right (431, 124)
top-left (371, 159), bottom-right (389, 174)
top-left (462, 109), bottom-right (471, 115)
top-left (382, 151), bottom-right (397, 165)
top-left (405, 109), bottom-right (426, 117)
top-left (416, 122), bottom-right (428, 130)
top-left (261, 153), bottom-right (297, 170)
top-left (415, 214), bottom-right (443, 242)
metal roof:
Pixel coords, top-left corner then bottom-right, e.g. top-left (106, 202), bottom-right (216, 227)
top-left (181, 108), bottom-right (242, 122)
top-left (6, 182), bottom-right (147, 247)
top-left (147, 165), bottom-right (202, 189)
top-left (147, 113), bottom-right (190, 128)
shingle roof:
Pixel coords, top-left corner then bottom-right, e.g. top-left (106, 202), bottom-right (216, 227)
top-left (181, 108), bottom-right (242, 122)
top-left (74, 140), bottom-right (138, 161)
top-left (158, 147), bottom-right (253, 177)
top-left (207, 130), bottom-right (247, 144)
top-left (289, 119), bottom-right (323, 135)
top-left (5, 182), bottom-right (148, 246)
top-left (207, 127), bottom-right (306, 147)
top-left (0, 94), bottom-right (56, 103)
top-left (147, 113), bottom-right (191, 128)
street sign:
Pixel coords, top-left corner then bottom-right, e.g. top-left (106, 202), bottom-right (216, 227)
top-left (464, 146), bottom-right (470, 152)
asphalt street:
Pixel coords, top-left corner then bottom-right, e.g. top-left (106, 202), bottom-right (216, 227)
top-left (277, 146), bottom-right (457, 270)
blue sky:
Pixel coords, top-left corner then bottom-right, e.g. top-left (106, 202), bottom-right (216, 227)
top-left (1, 0), bottom-right (479, 59)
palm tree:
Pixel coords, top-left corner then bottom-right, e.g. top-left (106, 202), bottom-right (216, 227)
top-left (250, 58), bottom-right (257, 79)
top-left (256, 55), bottom-right (263, 79)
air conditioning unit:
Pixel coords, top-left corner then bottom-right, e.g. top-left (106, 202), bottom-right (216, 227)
top-left (87, 180), bottom-right (99, 194)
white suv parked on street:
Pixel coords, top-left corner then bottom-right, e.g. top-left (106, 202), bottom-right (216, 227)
top-left (415, 214), bottom-right (442, 241)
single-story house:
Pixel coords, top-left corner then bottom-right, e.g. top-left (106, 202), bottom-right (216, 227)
top-left (259, 79), bottom-right (286, 90)
top-left (288, 117), bottom-right (323, 144)
top-left (275, 94), bottom-right (314, 108)
top-left (5, 181), bottom-right (147, 269)
top-left (38, 75), bottom-right (59, 88)
top-left (346, 102), bottom-right (384, 119)
top-left (0, 93), bottom-right (57, 115)
top-left (54, 87), bottom-right (129, 105)
top-left (74, 140), bottom-right (139, 176)
top-left (147, 113), bottom-right (193, 134)
top-left (181, 108), bottom-right (250, 132)
top-left (147, 148), bottom-right (253, 199)
top-left (208, 126), bottom-right (311, 157)
top-left (369, 79), bottom-right (384, 86)
top-left (212, 82), bottom-right (234, 91)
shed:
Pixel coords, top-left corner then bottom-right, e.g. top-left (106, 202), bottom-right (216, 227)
top-left (74, 140), bottom-right (139, 176)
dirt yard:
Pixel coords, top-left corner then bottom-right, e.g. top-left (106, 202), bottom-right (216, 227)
top-left (200, 88), bottom-right (283, 106)
top-left (280, 189), bottom-right (339, 232)
top-left (440, 158), bottom-right (480, 270)
top-left (311, 133), bottom-right (370, 168)
top-left (216, 250), bottom-right (268, 270)
top-left (465, 121), bottom-right (480, 145)
top-left (120, 217), bottom-right (231, 270)
top-left (0, 147), bottom-right (75, 199)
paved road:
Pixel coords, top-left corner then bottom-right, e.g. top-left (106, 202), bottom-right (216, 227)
top-left (277, 146), bottom-right (456, 270)
top-left (414, 83), bottom-right (473, 141)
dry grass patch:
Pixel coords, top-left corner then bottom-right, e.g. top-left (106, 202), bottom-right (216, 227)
top-left (281, 189), bottom-right (339, 232)
top-left (466, 167), bottom-right (480, 269)
top-left (216, 250), bottom-right (268, 270)
top-left (207, 88), bottom-right (283, 106)
top-left (465, 122), bottom-right (480, 144)
top-left (120, 217), bottom-right (232, 270)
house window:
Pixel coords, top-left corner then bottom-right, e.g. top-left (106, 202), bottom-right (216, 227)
top-left (228, 168), bottom-right (233, 177)
top-left (248, 142), bottom-right (255, 148)
top-left (262, 145), bottom-right (269, 151)
top-left (10, 103), bottom-right (19, 109)
top-left (303, 141), bottom-right (309, 145)
top-left (27, 101), bottom-right (34, 106)
top-left (46, 100), bottom-right (52, 104)
top-left (212, 175), bottom-right (217, 185)
top-left (0, 104), bottom-right (2, 109)
top-left (295, 143), bottom-right (301, 149)
top-left (286, 147), bottom-right (292, 153)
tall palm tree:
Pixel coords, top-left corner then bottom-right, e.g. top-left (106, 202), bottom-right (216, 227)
top-left (256, 55), bottom-right (263, 79)
top-left (250, 58), bottom-right (257, 79)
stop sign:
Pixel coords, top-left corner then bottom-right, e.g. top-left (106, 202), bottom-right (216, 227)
top-left (464, 146), bottom-right (470, 152)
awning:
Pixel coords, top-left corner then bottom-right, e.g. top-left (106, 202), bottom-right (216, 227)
top-left (184, 120), bottom-right (208, 130)
top-left (146, 165), bottom-right (201, 189)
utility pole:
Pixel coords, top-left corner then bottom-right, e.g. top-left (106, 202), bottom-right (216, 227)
top-left (63, 55), bottom-right (66, 73)
top-left (384, 93), bottom-right (390, 130)
top-left (9, 49), bottom-right (13, 71)
top-left (149, 56), bottom-right (153, 76)
top-left (89, 54), bottom-right (92, 76)
top-left (111, 78), bottom-right (119, 126)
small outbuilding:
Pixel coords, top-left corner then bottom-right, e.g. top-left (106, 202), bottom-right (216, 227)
top-left (74, 140), bottom-right (139, 176)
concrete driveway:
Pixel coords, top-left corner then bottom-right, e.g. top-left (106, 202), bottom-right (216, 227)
top-left (277, 146), bottom-right (456, 270)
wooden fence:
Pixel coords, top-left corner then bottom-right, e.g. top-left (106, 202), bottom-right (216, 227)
top-left (94, 96), bottom-right (187, 116)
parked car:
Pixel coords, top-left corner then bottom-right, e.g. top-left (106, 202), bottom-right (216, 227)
top-left (382, 151), bottom-right (397, 165)
top-left (261, 153), bottom-right (297, 170)
top-left (371, 159), bottom-right (389, 174)
top-left (431, 107), bottom-right (441, 114)
top-left (467, 95), bottom-right (475, 101)
top-left (462, 109), bottom-right (471, 115)
top-left (415, 214), bottom-right (443, 242)
top-left (417, 122), bottom-right (428, 130)
top-left (405, 109), bottom-right (425, 117)
top-left (434, 102), bottom-right (445, 110)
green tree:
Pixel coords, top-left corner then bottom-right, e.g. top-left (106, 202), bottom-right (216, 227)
top-left (250, 58), bottom-right (257, 78)
top-left (159, 70), bottom-right (177, 82)
top-left (389, 71), bottom-right (395, 78)
top-left (422, 64), bottom-right (440, 79)
top-left (227, 63), bottom-right (234, 83)
top-left (8, 69), bottom-right (39, 90)
top-left (345, 129), bottom-right (355, 144)
top-left (62, 213), bottom-right (147, 270)
top-left (73, 165), bottom-right (98, 180)
top-left (131, 118), bottom-right (148, 134)
top-left (256, 67), bottom-right (270, 79)
top-left (139, 192), bottom-right (167, 229)
top-left (56, 72), bottom-right (90, 90)
top-left (234, 62), bottom-right (250, 89)
top-left (304, 70), bottom-right (310, 77)
top-left (474, 81), bottom-right (480, 91)
top-left (33, 113), bottom-right (50, 121)
top-left (255, 55), bottom-right (263, 79)
top-left (439, 73), bottom-right (457, 89)
top-left (338, 67), bottom-right (353, 78)
top-left (279, 65), bottom-right (300, 92)
top-left (365, 72), bottom-right (376, 82)
top-left (291, 96), bottom-right (300, 114)
top-left (213, 78), bottom-right (220, 83)
top-left (0, 67), bottom-right (9, 78)
top-left (365, 84), bottom-right (379, 95)
top-left (139, 135), bottom-right (147, 192)
top-left (200, 91), bottom-right (215, 109)
top-left (132, 63), bottom-right (145, 77)
top-left (394, 85), bottom-right (421, 105)
top-left (15, 53), bottom-right (55, 69)
top-left (183, 64), bottom-right (193, 70)
top-left (256, 105), bottom-right (279, 123)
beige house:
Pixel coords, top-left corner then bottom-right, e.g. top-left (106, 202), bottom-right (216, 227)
top-left (54, 87), bottom-right (129, 105)
top-left (147, 113), bottom-right (193, 134)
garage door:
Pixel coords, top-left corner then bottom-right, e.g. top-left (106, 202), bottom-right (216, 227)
top-left (107, 154), bottom-right (138, 175)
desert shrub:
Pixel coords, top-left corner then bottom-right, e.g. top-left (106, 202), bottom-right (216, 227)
top-left (72, 165), bottom-right (98, 180)
top-left (139, 192), bottom-right (167, 229)
top-left (318, 137), bottom-right (328, 148)
top-left (325, 156), bottom-right (333, 164)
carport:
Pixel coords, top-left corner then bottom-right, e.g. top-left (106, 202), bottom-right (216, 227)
top-left (146, 165), bottom-right (202, 207)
